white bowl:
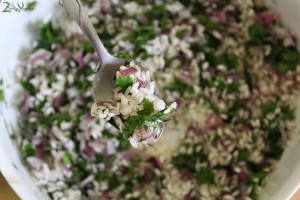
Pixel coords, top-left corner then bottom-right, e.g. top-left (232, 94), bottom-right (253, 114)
top-left (0, 1), bottom-right (300, 199)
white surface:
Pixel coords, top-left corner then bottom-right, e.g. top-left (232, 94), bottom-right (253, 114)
top-left (0, 0), bottom-right (300, 200)
top-left (0, 1), bottom-right (58, 200)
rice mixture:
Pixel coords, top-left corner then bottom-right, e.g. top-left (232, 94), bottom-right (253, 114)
top-left (15, 0), bottom-right (300, 199)
top-left (91, 61), bottom-right (177, 148)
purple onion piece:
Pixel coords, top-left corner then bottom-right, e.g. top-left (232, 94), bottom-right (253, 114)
top-left (52, 92), bottom-right (67, 108)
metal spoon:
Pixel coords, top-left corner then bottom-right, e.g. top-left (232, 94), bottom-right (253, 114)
top-left (60, 0), bottom-right (164, 141)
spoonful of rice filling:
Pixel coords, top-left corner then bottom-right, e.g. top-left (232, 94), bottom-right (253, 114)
top-left (61, 0), bottom-right (176, 148)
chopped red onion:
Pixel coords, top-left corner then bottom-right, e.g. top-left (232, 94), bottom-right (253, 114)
top-left (179, 71), bottom-right (194, 85)
top-left (139, 81), bottom-right (147, 88)
top-left (120, 67), bottom-right (137, 75)
top-left (211, 11), bottom-right (227, 24)
top-left (148, 157), bottom-right (162, 170)
top-left (76, 51), bottom-right (85, 69)
top-left (82, 142), bottom-right (96, 158)
top-left (52, 92), bottom-right (67, 108)
top-left (21, 93), bottom-right (30, 116)
top-left (32, 135), bottom-right (43, 146)
top-left (184, 193), bottom-right (192, 200)
top-left (238, 171), bottom-right (249, 183)
top-left (257, 11), bottom-right (274, 27)
top-left (138, 15), bottom-right (148, 25)
top-left (36, 147), bottom-right (47, 159)
top-left (28, 50), bottom-right (52, 65)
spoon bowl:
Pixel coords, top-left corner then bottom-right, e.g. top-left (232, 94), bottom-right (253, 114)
top-left (92, 58), bottom-right (126, 102)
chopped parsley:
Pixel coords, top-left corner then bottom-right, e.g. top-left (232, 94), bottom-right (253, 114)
top-left (62, 153), bottom-right (73, 165)
top-left (123, 26), bottom-right (156, 56)
top-left (243, 59), bottom-right (254, 92)
top-left (198, 16), bottom-right (221, 30)
top-left (23, 144), bottom-right (36, 158)
top-left (267, 45), bottom-right (299, 74)
top-left (145, 4), bottom-right (168, 29)
top-left (19, 80), bottom-right (37, 96)
top-left (115, 75), bottom-right (133, 93)
top-left (238, 149), bottom-right (250, 162)
top-left (80, 42), bottom-right (94, 53)
top-left (264, 126), bottom-right (284, 160)
top-left (204, 31), bottom-right (221, 49)
top-left (122, 100), bottom-right (170, 138)
top-left (247, 161), bottom-right (267, 185)
top-left (281, 105), bottom-right (295, 121)
top-left (165, 78), bottom-right (194, 95)
top-left (176, 29), bottom-right (188, 38)
top-left (115, 53), bottom-right (134, 59)
top-left (95, 170), bottom-right (109, 181)
top-left (261, 100), bottom-right (277, 116)
top-left (139, 99), bottom-right (154, 115)
top-left (204, 98), bottom-right (220, 114)
top-left (172, 153), bottom-right (196, 172)
top-left (248, 22), bottom-right (266, 45)
top-left (36, 22), bottom-right (63, 50)
top-left (196, 167), bottom-right (215, 185)
top-left (224, 53), bottom-right (239, 69)
top-left (0, 89), bottom-right (4, 102)
top-left (215, 75), bottom-right (239, 94)
top-left (109, 174), bottom-right (121, 190)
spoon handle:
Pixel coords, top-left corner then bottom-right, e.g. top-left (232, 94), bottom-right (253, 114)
top-left (60, 0), bottom-right (112, 65)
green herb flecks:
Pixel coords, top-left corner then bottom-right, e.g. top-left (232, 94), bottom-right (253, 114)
top-left (36, 22), bottom-right (63, 50)
top-left (115, 75), bottom-right (134, 93)
top-left (204, 98), bottom-right (220, 114)
top-left (224, 53), bottom-right (239, 69)
top-left (122, 100), bottom-right (170, 138)
top-left (145, 4), bottom-right (168, 29)
top-left (204, 51), bottom-right (239, 69)
top-left (139, 99), bottom-right (154, 115)
top-left (62, 153), bottom-right (73, 165)
top-left (172, 153), bottom-right (196, 172)
top-left (20, 80), bottom-right (37, 96)
top-left (248, 22), bottom-right (266, 45)
top-left (238, 149), bottom-right (250, 162)
top-left (109, 174), bottom-right (121, 190)
top-left (243, 59), bottom-right (254, 92)
top-left (204, 32), bottom-right (221, 50)
top-left (215, 75), bottom-right (239, 94)
top-left (123, 26), bottom-right (156, 56)
top-left (165, 78), bottom-right (194, 96)
top-left (261, 100), bottom-right (277, 116)
top-left (176, 29), bottom-right (188, 38)
top-left (281, 105), bottom-right (295, 121)
top-left (267, 45), bottom-right (299, 74)
top-left (247, 161), bottom-right (267, 185)
top-left (23, 144), bottom-right (36, 158)
top-left (0, 90), bottom-right (4, 102)
top-left (80, 42), bottom-right (94, 53)
top-left (264, 126), bottom-right (284, 160)
top-left (196, 167), bottom-right (215, 185)
top-left (115, 53), bottom-right (134, 60)
top-left (198, 16), bottom-right (221, 30)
